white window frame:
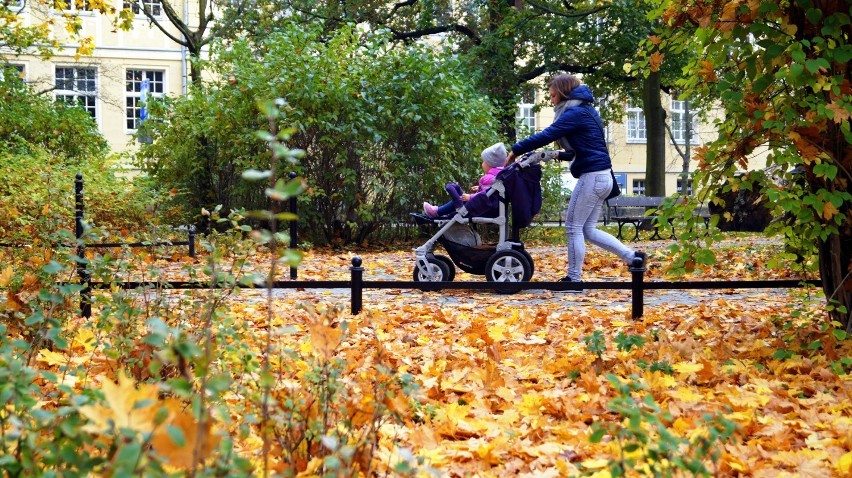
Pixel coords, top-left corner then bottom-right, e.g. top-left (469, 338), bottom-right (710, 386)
top-left (516, 87), bottom-right (536, 133)
top-left (626, 100), bottom-right (646, 143)
top-left (671, 98), bottom-right (698, 144)
top-left (126, 69), bottom-right (165, 130)
top-left (632, 179), bottom-right (646, 196)
top-left (55, 66), bottom-right (97, 120)
top-left (123, 0), bottom-right (162, 17)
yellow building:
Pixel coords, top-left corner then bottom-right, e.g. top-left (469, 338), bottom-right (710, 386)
top-left (4, 0), bottom-right (191, 154)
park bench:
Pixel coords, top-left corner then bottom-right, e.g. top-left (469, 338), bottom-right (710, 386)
top-left (604, 196), bottom-right (671, 241)
top-left (604, 196), bottom-right (711, 241)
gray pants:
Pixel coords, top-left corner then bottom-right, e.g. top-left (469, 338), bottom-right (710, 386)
top-left (564, 169), bottom-right (635, 281)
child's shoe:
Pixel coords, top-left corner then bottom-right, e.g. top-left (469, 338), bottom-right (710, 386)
top-left (423, 202), bottom-right (438, 217)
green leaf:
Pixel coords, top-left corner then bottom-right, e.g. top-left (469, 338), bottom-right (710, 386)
top-left (805, 58), bottom-right (830, 73)
top-left (167, 424), bottom-right (186, 447)
top-left (790, 63), bottom-right (804, 78)
top-left (242, 169), bottom-right (271, 181)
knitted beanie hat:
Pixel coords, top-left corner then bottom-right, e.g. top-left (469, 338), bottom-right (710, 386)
top-left (481, 142), bottom-right (508, 168)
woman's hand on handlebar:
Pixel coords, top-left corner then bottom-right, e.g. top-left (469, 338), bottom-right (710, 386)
top-left (507, 151), bottom-right (517, 163)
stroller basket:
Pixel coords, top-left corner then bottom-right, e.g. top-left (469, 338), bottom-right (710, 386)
top-left (439, 238), bottom-right (495, 275)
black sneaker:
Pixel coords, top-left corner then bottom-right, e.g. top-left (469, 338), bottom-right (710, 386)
top-left (631, 251), bottom-right (647, 268)
top-left (558, 275), bottom-right (583, 293)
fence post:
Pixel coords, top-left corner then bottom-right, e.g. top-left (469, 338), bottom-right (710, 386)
top-left (188, 225), bottom-right (196, 258)
top-left (289, 171), bottom-right (298, 280)
top-left (75, 173), bottom-right (91, 318)
top-left (630, 261), bottom-right (645, 319)
top-left (350, 256), bottom-right (363, 315)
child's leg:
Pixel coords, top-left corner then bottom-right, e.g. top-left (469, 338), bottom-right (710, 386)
top-left (436, 200), bottom-right (458, 216)
top-left (445, 183), bottom-right (464, 209)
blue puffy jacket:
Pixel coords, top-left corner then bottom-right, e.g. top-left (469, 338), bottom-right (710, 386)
top-left (511, 85), bottom-right (611, 179)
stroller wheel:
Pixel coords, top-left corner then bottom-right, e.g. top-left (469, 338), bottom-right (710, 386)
top-left (485, 250), bottom-right (533, 286)
top-left (518, 248), bottom-right (535, 279)
top-left (432, 254), bottom-right (456, 282)
top-left (413, 257), bottom-right (452, 282)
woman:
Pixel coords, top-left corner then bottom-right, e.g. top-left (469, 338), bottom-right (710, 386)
top-left (507, 74), bottom-right (646, 284)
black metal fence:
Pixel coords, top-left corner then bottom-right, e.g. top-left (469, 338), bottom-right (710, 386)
top-left (8, 174), bottom-right (822, 320)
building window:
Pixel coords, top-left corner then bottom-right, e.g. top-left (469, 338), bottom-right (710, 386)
top-left (677, 177), bottom-right (694, 195)
top-left (55, 67), bottom-right (97, 119)
top-left (626, 100), bottom-right (646, 143)
top-left (123, 0), bottom-right (162, 16)
top-left (54, 0), bottom-right (93, 12)
top-left (671, 98), bottom-right (697, 144)
top-left (516, 87), bottom-right (536, 133)
top-left (126, 69), bottom-right (164, 129)
top-left (632, 179), bottom-right (646, 196)
top-left (1, 64), bottom-right (25, 82)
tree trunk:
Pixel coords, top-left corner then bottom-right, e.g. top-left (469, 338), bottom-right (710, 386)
top-left (484, 0), bottom-right (518, 141)
top-left (811, 118), bottom-right (852, 331)
top-left (817, 234), bottom-right (852, 331)
top-left (643, 71), bottom-right (666, 197)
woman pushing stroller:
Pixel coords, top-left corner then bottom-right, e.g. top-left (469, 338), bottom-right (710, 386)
top-left (507, 73), bottom-right (646, 284)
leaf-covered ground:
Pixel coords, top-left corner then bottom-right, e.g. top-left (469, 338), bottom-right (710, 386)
top-left (226, 239), bottom-right (851, 476)
top-left (20, 235), bottom-right (852, 476)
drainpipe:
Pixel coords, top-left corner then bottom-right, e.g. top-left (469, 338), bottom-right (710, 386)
top-left (181, 0), bottom-right (188, 95)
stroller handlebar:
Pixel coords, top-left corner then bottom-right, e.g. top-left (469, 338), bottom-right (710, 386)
top-left (516, 150), bottom-right (561, 168)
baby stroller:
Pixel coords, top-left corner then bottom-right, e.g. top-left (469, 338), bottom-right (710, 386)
top-left (410, 150), bottom-right (561, 283)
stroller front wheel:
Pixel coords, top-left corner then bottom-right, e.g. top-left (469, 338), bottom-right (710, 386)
top-left (413, 257), bottom-right (452, 282)
top-left (485, 250), bottom-right (533, 285)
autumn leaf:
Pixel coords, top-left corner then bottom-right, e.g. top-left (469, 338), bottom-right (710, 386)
top-left (649, 51), bottom-right (665, 72)
top-left (150, 401), bottom-right (221, 470)
top-left (0, 267), bottom-right (13, 287)
top-left (308, 323), bottom-right (342, 359)
top-left (822, 201), bottom-right (839, 220)
top-left (826, 101), bottom-right (851, 123)
top-left (79, 372), bottom-right (164, 434)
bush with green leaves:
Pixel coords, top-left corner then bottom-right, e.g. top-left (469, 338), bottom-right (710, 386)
top-left (0, 69), bottom-right (107, 161)
top-left (0, 71), bottom-right (163, 245)
top-left (587, 374), bottom-right (737, 477)
top-left (137, 22), bottom-right (500, 245)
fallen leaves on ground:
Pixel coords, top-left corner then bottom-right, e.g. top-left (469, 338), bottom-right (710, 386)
top-left (12, 235), bottom-right (852, 476)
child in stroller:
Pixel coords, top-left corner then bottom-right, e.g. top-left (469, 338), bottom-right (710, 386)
top-left (422, 142), bottom-right (508, 218)
top-left (411, 149), bottom-right (567, 283)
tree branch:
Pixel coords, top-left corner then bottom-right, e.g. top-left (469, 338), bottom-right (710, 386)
top-left (516, 62), bottom-right (637, 83)
top-left (523, 0), bottom-right (607, 19)
top-left (389, 0), bottom-right (418, 17)
top-left (390, 24), bottom-right (481, 44)
top-left (134, 0), bottom-right (192, 49)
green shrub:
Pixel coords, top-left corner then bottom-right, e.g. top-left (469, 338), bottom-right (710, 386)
top-left (0, 69), bottom-right (108, 161)
top-left (0, 150), bottom-right (164, 245)
top-left (137, 22), bottom-right (500, 245)
top-left (0, 70), bottom-right (164, 244)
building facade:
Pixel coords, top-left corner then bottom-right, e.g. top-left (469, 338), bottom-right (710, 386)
top-left (4, 0), bottom-right (191, 154)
